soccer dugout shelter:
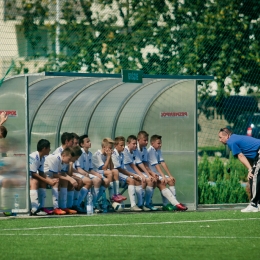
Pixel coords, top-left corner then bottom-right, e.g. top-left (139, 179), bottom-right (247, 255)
top-left (0, 71), bottom-right (213, 214)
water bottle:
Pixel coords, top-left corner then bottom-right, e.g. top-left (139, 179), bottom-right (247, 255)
top-left (14, 194), bottom-right (19, 214)
top-left (102, 191), bottom-right (108, 213)
top-left (86, 192), bottom-right (93, 216)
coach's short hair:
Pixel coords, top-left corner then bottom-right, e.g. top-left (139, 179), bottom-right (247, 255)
top-left (150, 134), bottom-right (162, 143)
top-left (114, 136), bottom-right (125, 145)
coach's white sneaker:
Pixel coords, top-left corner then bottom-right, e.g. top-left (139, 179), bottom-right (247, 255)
top-left (241, 204), bottom-right (258, 213)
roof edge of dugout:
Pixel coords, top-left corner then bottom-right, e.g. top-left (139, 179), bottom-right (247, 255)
top-left (44, 71), bottom-right (214, 80)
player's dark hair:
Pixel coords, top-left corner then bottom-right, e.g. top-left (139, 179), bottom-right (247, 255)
top-left (137, 130), bottom-right (149, 139)
top-left (71, 132), bottom-right (79, 140)
top-left (60, 132), bottom-right (74, 145)
top-left (150, 134), bottom-right (162, 143)
top-left (114, 136), bottom-right (125, 145)
top-left (61, 147), bottom-right (75, 157)
top-left (72, 145), bottom-right (82, 157)
top-left (0, 126), bottom-right (7, 138)
top-left (37, 139), bottom-right (50, 151)
top-left (79, 134), bottom-right (89, 147)
top-left (127, 135), bottom-right (137, 143)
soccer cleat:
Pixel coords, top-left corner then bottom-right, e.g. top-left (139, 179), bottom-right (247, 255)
top-left (176, 203), bottom-right (188, 211)
top-left (35, 210), bottom-right (48, 216)
top-left (162, 204), bottom-right (175, 211)
top-left (117, 194), bottom-right (127, 201)
top-left (142, 205), bottom-right (151, 211)
top-left (241, 204), bottom-right (258, 213)
top-left (42, 208), bottom-right (54, 215)
top-left (146, 204), bottom-right (159, 211)
top-left (62, 208), bottom-right (77, 214)
top-left (53, 208), bottom-right (66, 215)
top-left (94, 207), bottom-right (103, 213)
top-left (130, 205), bottom-right (142, 211)
top-left (112, 195), bottom-right (124, 203)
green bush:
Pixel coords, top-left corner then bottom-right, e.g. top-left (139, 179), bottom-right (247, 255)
top-left (198, 153), bottom-right (248, 204)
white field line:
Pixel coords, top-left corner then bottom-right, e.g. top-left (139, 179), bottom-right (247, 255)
top-left (1, 218), bottom-right (260, 231)
top-left (0, 233), bottom-right (260, 239)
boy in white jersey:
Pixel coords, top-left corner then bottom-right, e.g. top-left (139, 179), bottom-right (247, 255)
top-left (124, 135), bottom-right (157, 211)
top-left (43, 147), bottom-right (78, 215)
top-left (92, 137), bottom-right (127, 203)
top-left (29, 139), bottom-right (58, 215)
top-left (112, 136), bottom-right (142, 211)
top-left (75, 134), bottom-right (104, 212)
top-left (147, 134), bottom-right (187, 211)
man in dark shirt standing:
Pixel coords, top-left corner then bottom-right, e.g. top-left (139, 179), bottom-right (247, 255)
top-left (219, 128), bottom-right (260, 212)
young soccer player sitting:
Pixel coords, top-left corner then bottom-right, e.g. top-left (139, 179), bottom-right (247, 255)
top-left (92, 137), bottom-right (126, 203)
top-left (29, 139), bottom-right (58, 215)
top-left (147, 134), bottom-right (187, 211)
top-left (123, 135), bottom-right (157, 211)
top-left (111, 136), bottom-right (142, 211)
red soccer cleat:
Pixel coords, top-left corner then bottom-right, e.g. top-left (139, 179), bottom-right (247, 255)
top-left (53, 208), bottom-right (66, 215)
top-left (176, 203), bottom-right (188, 211)
top-left (116, 194), bottom-right (127, 201)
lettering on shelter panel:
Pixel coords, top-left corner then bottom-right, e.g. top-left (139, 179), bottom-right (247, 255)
top-left (160, 112), bottom-right (189, 118)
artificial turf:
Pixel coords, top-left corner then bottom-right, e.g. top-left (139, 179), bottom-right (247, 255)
top-left (0, 210), bottom-right (259, 260)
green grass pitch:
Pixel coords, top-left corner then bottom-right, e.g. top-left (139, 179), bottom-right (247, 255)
top-left (0, 210), bottom-right (259, 260)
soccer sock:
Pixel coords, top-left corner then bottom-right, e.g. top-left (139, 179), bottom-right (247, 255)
top-left (145, 186), bottom-right (153, 206)
top-left (98, 186), bottom-right (106, 201)
top-left (52, 187), bottom-right (59, 209)
top-left (135, 185), bottom-right (143, 207)
top-left (0, 187), bottom-right (8, 208)
top-left (161, 191), bottom-right (168, 206)
top-left (30, 190), bottom-right (39, 213)
top-left (161, 188), bottom-right (179, 206)
top-left (73, 190), bottom-right (79, 207)
top-left (59, 188), bottom-right (67, 209)
top-left (38, 188), bottom-right (46, 208)
top-left (113, 180), bottom-right (119, 195)
top-left (67, 191), bottom-right (74, 208)
top-left (92, 187), bottom-right (100, 207)
top-left (77, 187), bottom-right (88, 206)
top-left (128, 185), bottom-right (136, 207)
top-left (169, 186), bottom-right (176, 198)
top-left (109, 182), bottom-right (113, 199)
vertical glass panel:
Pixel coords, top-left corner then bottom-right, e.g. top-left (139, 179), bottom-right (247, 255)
top-left (0, 77), bottom-right (28, 212)
top-left (143, 80), bottom-right (196, 208)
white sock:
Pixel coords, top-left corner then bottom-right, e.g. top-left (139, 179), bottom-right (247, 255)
top-left (77, 187), bottom-right (88, 206)
top-left (128, 185), bottom-right (136, 207)
top-left (113, 181), bottom-right (119, 195)
top-left (135, 185), bottom-right (143, 207)
top-left (38, 188), bottom-right (46, 208)
top-left (161, 188), bottom-right (179, 206)
top-left (67, 191), bottom-right (74, 208)
top-left (145, 186), bottom-right (153, 206)
top-left (30, 190), bottom-right (39, 213)
top-left (109, 182), bottom-right (113, 199)
top-left (0, 187), bottom-right (8, 208)
top-left (169, 186), bottom-right (176, 198)
top-left (92, 187), bottom-right (100, 206)
top-left (73, 190), bottom-right (79, 207)
top-left (52, 187), bottom-right (59, 209)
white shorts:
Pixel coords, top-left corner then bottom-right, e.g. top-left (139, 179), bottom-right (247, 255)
top-left (73, 173), bottom-right (85, 179)
top-left (155, 172), bottom-right (169, 181)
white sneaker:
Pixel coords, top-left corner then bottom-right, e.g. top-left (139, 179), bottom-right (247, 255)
top-left (241, 204), bottom-right (258, 213)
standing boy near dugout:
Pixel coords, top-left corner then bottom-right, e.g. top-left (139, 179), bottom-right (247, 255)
top-left (111, 136), bottom-right (142, 211)
top-left (92, 137), bottom-right (127, 203)
top-left (147, 134), bottom-right (187, 211)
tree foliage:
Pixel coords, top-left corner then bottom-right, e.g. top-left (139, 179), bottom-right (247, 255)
top-left (6, 0), bottom-right (260, 93)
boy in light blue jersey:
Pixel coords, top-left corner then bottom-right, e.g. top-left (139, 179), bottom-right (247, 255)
top-left (92, 137), bottom-right (127, 203)
top-left (112, 136), bottom-right (142, 211)
top-left (124, 135), bottom-right (157, 211)
top-left (147, 134), bottom-right (187, 211)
